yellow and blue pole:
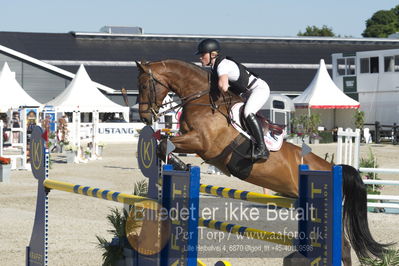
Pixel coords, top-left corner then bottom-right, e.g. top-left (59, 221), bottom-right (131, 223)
top-left (200, 184), bottom-right (297, 209)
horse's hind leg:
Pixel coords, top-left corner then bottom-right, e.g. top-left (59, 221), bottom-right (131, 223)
top-left (342, 233), bottom-right (352, 266)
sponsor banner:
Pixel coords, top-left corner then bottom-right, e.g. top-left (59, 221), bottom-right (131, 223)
top-left (97, 122), bottom-right (145, 142)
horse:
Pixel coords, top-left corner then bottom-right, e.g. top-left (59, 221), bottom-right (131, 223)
top-left (136, 59), bottom-right (391, 265)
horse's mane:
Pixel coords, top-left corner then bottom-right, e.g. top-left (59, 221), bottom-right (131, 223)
top-left (149, 59), bottom-right (207, 77)
top-left (143, 59), bottom-right (242, 104)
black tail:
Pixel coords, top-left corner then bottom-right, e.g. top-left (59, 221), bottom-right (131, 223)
top-left (340, 164), bottom-right (393, 259)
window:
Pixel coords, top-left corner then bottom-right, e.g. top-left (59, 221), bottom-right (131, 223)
top-left (336, 57), bottom-right (355, 76)
top-left (385, 56), bottom-right (394, 72)
top-left (370, 57), bottom-right (379, 73)
top-left (360, 57), bottom-right (379, 74)
top-left (384, 55), bottom-right (399, 72)
top-left (272, 100), bottom-right (285, 109)
top-left (360, 58), bottom-right (369, 73)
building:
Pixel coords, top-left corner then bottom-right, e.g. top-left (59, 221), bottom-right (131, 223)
top-left (1, 27), bottom-right (399, 121)
top-left (333, 48), bottom-right (399, 125)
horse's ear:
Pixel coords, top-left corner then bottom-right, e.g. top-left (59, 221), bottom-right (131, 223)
top-left (136, 61), bottom-right (147, 73)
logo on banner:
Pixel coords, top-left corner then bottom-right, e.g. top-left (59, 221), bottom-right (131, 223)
top-left (140, 138), bottom-right (155, 168)
top-left (137, 126), bottom-right (159, 178)
top-left (30, 126), bottom-right (46, 181)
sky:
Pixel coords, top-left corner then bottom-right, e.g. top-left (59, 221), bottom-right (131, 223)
top-left (1, 1), bottom-right (398, 37)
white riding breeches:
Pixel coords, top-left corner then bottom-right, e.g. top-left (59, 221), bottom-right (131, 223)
top-left (243, 79), bottom-right (270, 118)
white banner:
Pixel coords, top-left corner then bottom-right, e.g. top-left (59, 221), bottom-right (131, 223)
top-left (97, 122), bottom-right (145, 142)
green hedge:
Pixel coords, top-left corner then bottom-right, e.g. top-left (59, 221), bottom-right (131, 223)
top-left (319, 131), bottom-right (334, 143)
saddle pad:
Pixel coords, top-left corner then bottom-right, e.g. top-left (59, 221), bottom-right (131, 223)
top-left (229, 103), bottom-right (286, 151)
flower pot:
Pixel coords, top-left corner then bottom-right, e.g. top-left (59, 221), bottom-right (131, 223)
top-left (65, 151), bottom-right (76, 163)
top-left (0, 164), bottom-right (11, 182)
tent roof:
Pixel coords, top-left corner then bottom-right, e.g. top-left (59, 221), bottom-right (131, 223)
top-left (0, 62), bottom-right (41, 112)
top-left (46, 64), bottom-right (127, 112)
top-left (292, 59), bottom-right (360, 109)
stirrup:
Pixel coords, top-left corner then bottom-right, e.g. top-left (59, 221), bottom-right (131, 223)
top-left (251, 144), bottom-right (269, 162)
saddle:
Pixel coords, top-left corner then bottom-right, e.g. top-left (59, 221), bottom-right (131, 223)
top-left (215, 103), bottom-right (286, 179)
top-left (230, 103), bottom-right (286, 151)
top-left (239, 111), bottom-right (284, 137)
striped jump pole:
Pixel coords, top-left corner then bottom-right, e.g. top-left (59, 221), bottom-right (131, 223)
top-left (199, 218), bottom-right (294, 246)
top-left (43, 179), bottom-right (157, 207)
top-left (200, 184), bottom-right (297, 209)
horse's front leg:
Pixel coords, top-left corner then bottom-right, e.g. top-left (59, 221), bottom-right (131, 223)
top-left (158, 131), bottom-right (202, 170)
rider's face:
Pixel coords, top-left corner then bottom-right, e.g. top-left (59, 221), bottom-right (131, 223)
top-left (199, 53), bottom-right (211, 66)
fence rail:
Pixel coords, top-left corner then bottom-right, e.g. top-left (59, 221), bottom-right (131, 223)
top-left (368, 195), bottom-right (399, 201)
top-left (364, 121), bottom-right (399, 145)
top-left (367, 202), bottom-right (399, 209)
top-left (337, 127), bottom-right (399, 213)
top-left (359, 167), bottom-right (399, 174)
top-left (363, 180), bottom-right (399, 186)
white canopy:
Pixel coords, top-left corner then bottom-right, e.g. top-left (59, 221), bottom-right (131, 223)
top-left (0, 62), bottom-right (41, 112)
top-left (47, 65), bottom-right (128, 116)
top-left (293, 59), bottom-right (360, 109)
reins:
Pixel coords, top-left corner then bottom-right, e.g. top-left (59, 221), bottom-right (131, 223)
top-left (140, 68), bottom-right (213, 120)
top-left (139, 64), bottom-right (241, 124)
top-left (154, 89), bottom-right (211, 120)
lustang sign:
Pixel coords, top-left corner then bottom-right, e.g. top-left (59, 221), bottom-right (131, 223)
top-left (95, 122), bottom-right (145, 142)
top-left (98, 127), bottom-right (136, 134)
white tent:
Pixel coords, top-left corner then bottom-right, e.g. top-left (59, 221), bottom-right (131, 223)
top-left (46, 64), bottom-right (128, 119)
top-left (293, 59), bottom-right (360, 129)
top-left (0, 62), bottom-right (41, 112)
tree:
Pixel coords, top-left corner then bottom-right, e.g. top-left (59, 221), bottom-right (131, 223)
top-left (362, 5), bottom-right (399, 37)
top-left (297, 25), bottom-right (336, 37)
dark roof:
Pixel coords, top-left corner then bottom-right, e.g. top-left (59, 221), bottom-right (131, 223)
top-left (1, 31), bottom-right (399, 93)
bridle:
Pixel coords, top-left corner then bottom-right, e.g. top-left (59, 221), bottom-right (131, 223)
top-left (139, 68), bottom-right (211, 121)
top-left (138, 69), bottom-right (170, 118)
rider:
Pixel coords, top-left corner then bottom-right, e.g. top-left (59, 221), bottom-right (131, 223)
top-left (196, 38), bottom-right (270, 161)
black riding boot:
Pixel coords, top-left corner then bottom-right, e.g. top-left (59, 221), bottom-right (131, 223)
top-left (245, 113), bottom-right (269, 161)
